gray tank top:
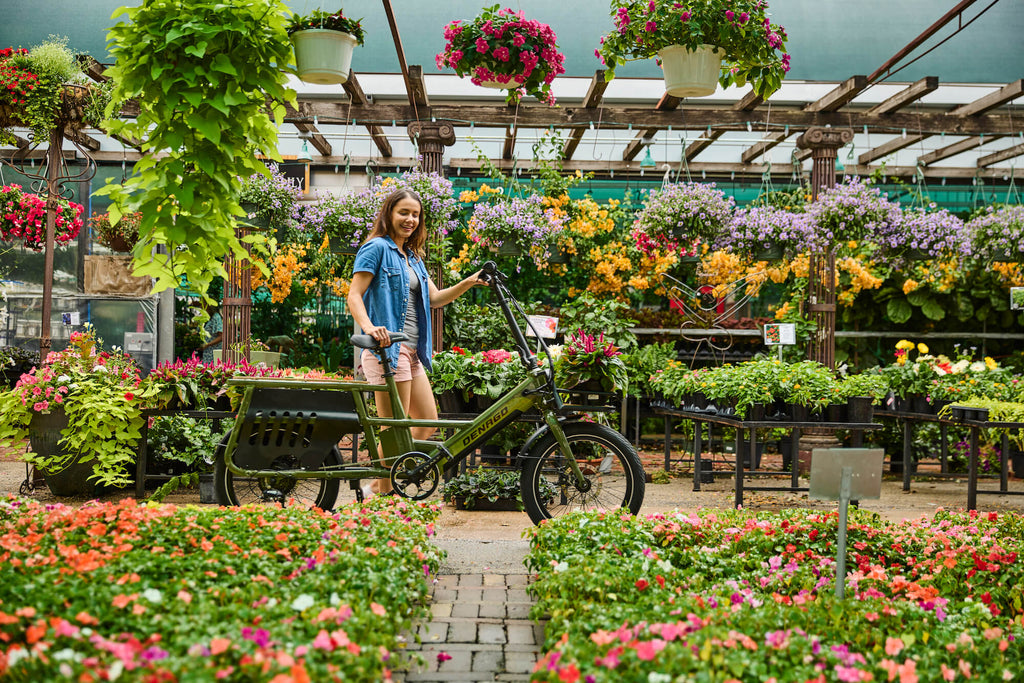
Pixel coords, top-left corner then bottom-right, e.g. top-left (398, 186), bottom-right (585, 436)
top-left (403, 260), bottom-right (420, 349)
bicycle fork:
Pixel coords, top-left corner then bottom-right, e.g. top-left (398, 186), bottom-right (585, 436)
top-left (542, 413), bottom-right (589, 488)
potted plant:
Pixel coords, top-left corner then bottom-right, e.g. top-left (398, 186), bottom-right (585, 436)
top-left (0, 183), bottom-right (84, 250)
top-left (437, 5), bottom-right (566, 105)
top-left (554, 330), bottom-right (628, 397)
top-left (0, 346), bottom-right (38, 388)
top-left (146, 414), bottom-right (231, 503)
top-left (967, 204), bottom-right (1024, 262)
top-left (287, 8), bottom-right (365, 85)
top-left (716, 205), bottom-right (812, 260)
top-left (83, 210), bottom-right (151, 295)
top-left (148, 356), bottom-right (237, 410)
top-left (633, 182), bottom-right (734, 258)
top-left (87, 210), bottom-right (142, 253)
top-left (836, 371), bottom-right (889, 423)
top-left (0, 37), bottom-right (111, 144)
top-left (874, 205), bottom-right (969, 262)
top-left (804, 177), bottom-right (902, 253)
top-left (0, 325), bottom-right (159, 495)
top-left (878, 340), bottom-right (940, 412)
top-left (596, 0), bottom-right (790, 99)
top-left (442, 467), bottom-right (556, 511)
top-left (466, 192), bottom-right (566, 256)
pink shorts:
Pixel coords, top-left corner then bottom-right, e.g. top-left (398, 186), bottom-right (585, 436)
top-left (361, 346), bottom-right (425, 384)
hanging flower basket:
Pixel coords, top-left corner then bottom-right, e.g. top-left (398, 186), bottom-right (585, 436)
top-left (658, 44), bottom-right (721, 98)
top-left (437, 6), bottom-right (565, 105)
top-left (290, 29), bottom-right (358, 85)
top-left (286, 9), bottom-right (365, 86)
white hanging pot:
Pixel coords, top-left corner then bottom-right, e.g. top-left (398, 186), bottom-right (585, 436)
top-left (291, 29), bottom-right (358, 85)
top-left (657, 44), bottom-right (721, 98)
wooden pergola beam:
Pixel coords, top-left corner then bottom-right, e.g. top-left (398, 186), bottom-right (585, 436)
top-left (950, 79), bottom-right (1023, 116)
top-left (62, 126), bottom-right (101, 152)
top-left (502, 126), bottom-right (517, 160)
top-left (622, 92), bottom-right (681, 161)
top-left (860, 79), bottom-right (1022, 164)
top-left (340, 72), bottom-right (393, 157)
top-left (803, 75), bottom-right (869, 113)
top-left (859, 134), bottom-right (925, 164)
top-left (977, 141), bottom-right (1024, 167)
top-left (918, 134), bottom-right (997, 166)
top-left (866, 76), bottom-right (939, 115)
top-left (562, 71), bottom-right (607, 160)
top-left (408, 65), bottom-right (430, 108)
top-left (274, 100), bottom-right (1024, 136)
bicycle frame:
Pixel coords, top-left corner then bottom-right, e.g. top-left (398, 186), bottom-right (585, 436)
top-left (220, 263), bottom-right (589, 488)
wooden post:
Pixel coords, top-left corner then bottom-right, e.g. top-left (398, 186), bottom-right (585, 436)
top-left (407, 121), bottom-right (456, 353)
top-left (39, 126), bottom-right (64, 357)
top-left (221, 226), bottom-right (252, 364)
top-left (796, 127), bottom-right (854, 456)
top-left (796, 127), bottom-right (853, 368)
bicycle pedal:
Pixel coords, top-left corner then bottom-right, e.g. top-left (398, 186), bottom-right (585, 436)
top-left (263, 489), bottom-right (286, 503)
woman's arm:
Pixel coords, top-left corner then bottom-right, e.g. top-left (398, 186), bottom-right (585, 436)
top-left (428, 270), bottom-right (485, 308)
top-left (347, 271), bottom-right (394, 347)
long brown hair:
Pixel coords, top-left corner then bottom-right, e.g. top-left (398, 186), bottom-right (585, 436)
top-left (366, 188), bottom-right (426, 259)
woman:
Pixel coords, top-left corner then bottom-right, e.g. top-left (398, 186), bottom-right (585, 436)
top-left (347, 188), bottom-right (484, 496)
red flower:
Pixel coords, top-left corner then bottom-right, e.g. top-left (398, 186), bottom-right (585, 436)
top-left (635, 578), bottom-right (649, 591)
top-left (124, 392), bottom-right (135, 401)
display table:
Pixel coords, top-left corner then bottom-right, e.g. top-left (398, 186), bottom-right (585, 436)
top-left (964, 418), bottom-right (1024, 510)
top-left (653, 406), bottom-right (880, 508)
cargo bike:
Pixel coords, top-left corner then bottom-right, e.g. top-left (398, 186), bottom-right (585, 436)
top-left (213, 262), bottom-right (645, 525)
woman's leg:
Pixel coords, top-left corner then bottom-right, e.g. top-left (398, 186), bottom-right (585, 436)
top-left (372, 381), bottom-right (413, 494)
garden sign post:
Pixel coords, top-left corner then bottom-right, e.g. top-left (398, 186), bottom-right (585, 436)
top-left (808, 448), bottom-right (884, 599)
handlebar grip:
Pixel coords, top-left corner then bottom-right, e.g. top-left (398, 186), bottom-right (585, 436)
top-left (479, 261), bottom-right (505, 285)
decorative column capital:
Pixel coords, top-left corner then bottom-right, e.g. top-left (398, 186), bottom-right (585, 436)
top-left (407, 121), bottom-right (456, 153)
top-left (796, 127), bottom-right (854, 156)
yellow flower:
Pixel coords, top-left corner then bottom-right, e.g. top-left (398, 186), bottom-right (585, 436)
top-left (896, 340), bottom-right (915, 351)
top-left (917, 343), bottom-right (929, 355)
top-left (985, 356), bottom-right (998, 371)
top-left (902, 279), bottom-right (919, 295)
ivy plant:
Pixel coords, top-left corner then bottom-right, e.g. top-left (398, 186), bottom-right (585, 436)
top-left (97, 0), bottom-right (296, 307)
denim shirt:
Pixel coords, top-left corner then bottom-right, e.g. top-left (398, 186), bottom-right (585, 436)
top-left (353, 236), bottom-right (433, 371)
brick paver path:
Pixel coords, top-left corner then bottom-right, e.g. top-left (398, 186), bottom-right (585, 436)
top-left (396, 572), bottom-right (545, 682)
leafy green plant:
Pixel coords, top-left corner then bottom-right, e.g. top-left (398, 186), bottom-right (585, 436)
top-left (556, 292), bottom-right (638, 351)
top-left (98, 0), bottom-right (296, 308)
top-left (621, 341), bottom-right (677, 398)
top-left (442, 467), bottom-right (555, 509)
top-left (837, 371), bottom-right (889, 402)
top-left (147, 415), bottom-right (231, 501)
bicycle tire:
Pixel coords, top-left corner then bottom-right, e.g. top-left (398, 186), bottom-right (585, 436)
top-left (214, 439), bottom-right (342, 511)
top-left (520, 422), bottom-right (645, 525)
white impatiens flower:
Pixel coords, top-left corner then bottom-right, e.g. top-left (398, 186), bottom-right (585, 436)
top-left (969, 361), bottom-right (987, 373)
top-left (291, 594), bottom-right (316, 611)
top-left (92, 365), bottom-right (108, 373)
top-left (142, 588), bottom-right (163, 603)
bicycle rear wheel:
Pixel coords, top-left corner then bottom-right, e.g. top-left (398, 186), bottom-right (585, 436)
top-left (214, 439), bottom-right (342, 510)
top-left (520, 422), bottom-right (645, 525)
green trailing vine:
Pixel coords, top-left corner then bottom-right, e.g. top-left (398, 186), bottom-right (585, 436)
top-left (97, 0), bottom-right (297, 307)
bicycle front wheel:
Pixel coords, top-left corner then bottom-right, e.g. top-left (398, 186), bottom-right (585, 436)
top-left (214, 440), bottom-right (342, 511)
top-left (520, 422), bottom-right (645, 525)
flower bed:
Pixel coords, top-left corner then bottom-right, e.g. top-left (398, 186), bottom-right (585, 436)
top-left (526, 508), bottom-right (1024, 682)
top-left (0, 495), bottom-right (444, 681)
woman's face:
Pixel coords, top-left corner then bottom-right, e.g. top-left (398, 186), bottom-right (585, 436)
top-left (389, 197), bottom-right (422, 241)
